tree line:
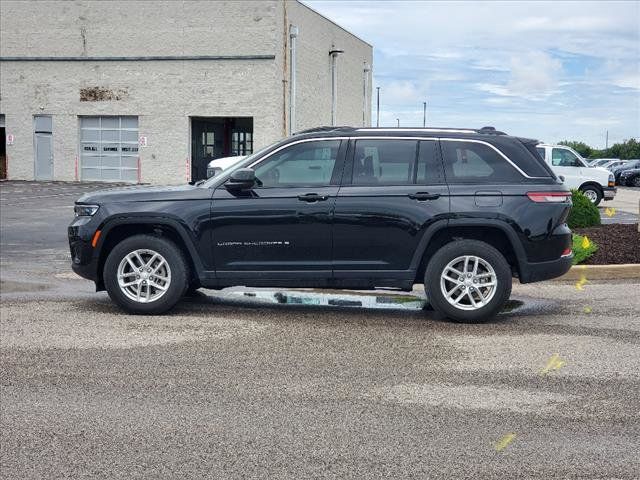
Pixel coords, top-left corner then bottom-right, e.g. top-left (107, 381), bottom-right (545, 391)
top-left (558, 138), bottom-right (639, 160)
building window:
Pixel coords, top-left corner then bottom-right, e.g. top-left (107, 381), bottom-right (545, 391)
top-left (231, 130), bottom-right (253, 156)
top-left (80, 116), bottom-right (138, 182)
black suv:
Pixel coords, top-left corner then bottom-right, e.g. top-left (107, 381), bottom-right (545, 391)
top-left (69, 126), bottom-right (573, 322)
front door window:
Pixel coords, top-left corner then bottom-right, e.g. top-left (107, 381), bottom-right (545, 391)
top-left (253, 140), bottom-right (341, 187)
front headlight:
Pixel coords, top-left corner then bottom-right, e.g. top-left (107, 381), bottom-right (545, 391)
top-left (74, 204), bottom-right (100, 217)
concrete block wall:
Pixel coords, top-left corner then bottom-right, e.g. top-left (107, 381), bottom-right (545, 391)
top-left (0, 0), bottom-right (372, 184)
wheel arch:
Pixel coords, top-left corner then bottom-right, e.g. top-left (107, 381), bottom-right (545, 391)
top-left (95, 216), bottom-right (204, 291)
top-left (412, 219), bottom-right (525, 284)
top-left (578, 181), bottom-right (603, 193)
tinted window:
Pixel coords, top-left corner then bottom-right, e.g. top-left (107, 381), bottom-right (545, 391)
top-left (536, 147), bottom-right (546, 159)
top-left (254, 140), bottom-right (340, 187)
top-left (352, 139), bottom-right (417, 185)
top-left (441, 141), bottom-right (523, 183)
top-left (552, 148), bottom-right (582, 167)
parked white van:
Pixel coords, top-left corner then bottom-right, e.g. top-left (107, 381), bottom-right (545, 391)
top-left (536, 144), bottom-right (616, 205)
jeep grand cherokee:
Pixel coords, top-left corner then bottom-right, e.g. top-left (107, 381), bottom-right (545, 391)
top-left (69, 126), bottom-right (573, 323)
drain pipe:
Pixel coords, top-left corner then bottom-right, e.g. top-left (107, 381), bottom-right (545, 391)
top-left (329, 48), bottom-right (344, 126)
top-left (362, 62), bottom-right (371, 126)
top-left (289, 25), bottom-right (298, 135)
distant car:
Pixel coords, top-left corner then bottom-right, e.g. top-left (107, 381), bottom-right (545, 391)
top-left (536, 144), bottom-right (615, 205)
top-left (612, 159), bottom-right (640, 184)
top-left (206, 155), bottom-right (246, 178)
top-left (603, 160), bottom-right (628, 171)
top-left (589, 158), bottom-right (618, 167)
top-left (619, 167), bottom-right (640, 187)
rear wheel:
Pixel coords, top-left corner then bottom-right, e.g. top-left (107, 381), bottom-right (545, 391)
top-left (424, 240), bottom-right (512, 323)
top-left (579, 185), bottom-right (603, 206)
top-left (632, 175), bottom-right (640, 188)
top-left (103, 234), bottom-right (188, 314)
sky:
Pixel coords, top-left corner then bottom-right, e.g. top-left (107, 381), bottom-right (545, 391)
top-left (305, 0), bottom-right (640, 148)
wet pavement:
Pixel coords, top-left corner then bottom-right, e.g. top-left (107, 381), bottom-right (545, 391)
top-left (1, 181), bottom-right (639, 479)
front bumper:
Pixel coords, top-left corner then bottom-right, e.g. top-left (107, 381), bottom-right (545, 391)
top-left (603, 186), bottom-right (616, 200)
top-left (519, 254), bottom-right (573, 284)
top-left (68, 216), bottom-right (101, 283)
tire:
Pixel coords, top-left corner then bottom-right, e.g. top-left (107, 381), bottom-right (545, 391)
top-left (103, 234), bottom-right (189, 314)
top-left (632, 176), bottom-right (640, 188)
top-left (424, 239), bottom-right (512, 323)
top-left (579, 185), bottom-right (603, 206)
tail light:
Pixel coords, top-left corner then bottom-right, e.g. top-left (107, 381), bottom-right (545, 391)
top-left (526, 192), bottom-right (571, 203)
top-left (561, 247), bottom-right (572, 257)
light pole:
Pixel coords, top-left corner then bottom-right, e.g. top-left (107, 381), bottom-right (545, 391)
top-left (422, 101), bottom-right (427, 127)
top-left (396, 118), bottom-right (400, 128)
top-left (376, 86), bottom-right (380, 127)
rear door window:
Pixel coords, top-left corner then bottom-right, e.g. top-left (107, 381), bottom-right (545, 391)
top-left (536, 147), bottom-right (546, 160)
top-left (441, 140), bottom-right (523, 183)
top-left (351, 139), bottom-right (417, 185)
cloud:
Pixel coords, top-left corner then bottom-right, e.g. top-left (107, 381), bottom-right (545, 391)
top-left (508, 51), bottom-right (562, 96)
top-left (305, 0), bottom-right (640, 145)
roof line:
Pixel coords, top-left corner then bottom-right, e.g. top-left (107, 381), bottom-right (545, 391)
top-left (0, 55), bottom-right (276, 62)
top-left (296, 1), bottom-right (373, 48)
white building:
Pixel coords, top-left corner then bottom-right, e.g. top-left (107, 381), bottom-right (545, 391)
top-left (0, 0), bottom-right (372, 183)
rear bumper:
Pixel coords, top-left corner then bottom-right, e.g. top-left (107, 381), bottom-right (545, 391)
top-left (519, 254), bottom-right (573, 283)
top-left (603, 186), bottom-right (616, 200)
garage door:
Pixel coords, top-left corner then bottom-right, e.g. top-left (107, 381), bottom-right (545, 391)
top-left (80, 116), bottom-right (139, 182)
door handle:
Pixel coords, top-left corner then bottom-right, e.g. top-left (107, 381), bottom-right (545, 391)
top-left (409, 192), bottom-right (440, 201)
top-left (297, 193), bottom-right (328, 202)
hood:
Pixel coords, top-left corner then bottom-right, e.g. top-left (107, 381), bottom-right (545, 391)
top-left (76, 184), bottom-right (211, 204)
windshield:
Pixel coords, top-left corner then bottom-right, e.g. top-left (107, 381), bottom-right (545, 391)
top-left (200, 142), bottom-right (279, 188)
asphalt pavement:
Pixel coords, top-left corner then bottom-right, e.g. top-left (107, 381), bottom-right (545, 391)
top-left (1, 181), bottom-right (639, 479)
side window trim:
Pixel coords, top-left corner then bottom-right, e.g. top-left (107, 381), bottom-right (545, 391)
top-left (439, 138), bottom-right (537, 179)
top-left (247, 137), bottom-right (348, 188)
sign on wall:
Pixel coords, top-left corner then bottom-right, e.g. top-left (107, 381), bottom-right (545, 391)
top-left (138, 136), bottom-right (148, 148)
top-left (6, 133), bottom-right (15, 145)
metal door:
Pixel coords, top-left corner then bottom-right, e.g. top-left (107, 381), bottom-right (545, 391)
top-left (35, 133), bottom-right (53, 180)
top-left (34, 115), bottom-right (53, 180)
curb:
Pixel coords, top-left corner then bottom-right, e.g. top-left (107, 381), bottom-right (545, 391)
top-left (554, 264), bottom-right (640, 281)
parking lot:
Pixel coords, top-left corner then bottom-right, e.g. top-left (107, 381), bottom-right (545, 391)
top-left (1, 181), bottom-right (640, 478)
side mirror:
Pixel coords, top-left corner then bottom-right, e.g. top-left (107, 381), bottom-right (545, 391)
top-left (558, 175), bottom-right (565, 182)
top-left (225, 168), bottom-right (256, 191)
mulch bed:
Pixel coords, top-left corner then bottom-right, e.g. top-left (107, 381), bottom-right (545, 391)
top-left (574, 223), bottom-right (640, 265)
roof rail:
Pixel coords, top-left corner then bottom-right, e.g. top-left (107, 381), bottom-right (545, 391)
top-left (293, 126), bottom-right (356, 135)
top-left (477, 126), bottom-right (507, 135)
top-left (357, 127), bottom-right (476, 133)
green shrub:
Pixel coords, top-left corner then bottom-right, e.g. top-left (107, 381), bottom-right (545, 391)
top-left (567, 189), bottom-right (601, 229)
top-left (572, 233), bottom-right (598, 264)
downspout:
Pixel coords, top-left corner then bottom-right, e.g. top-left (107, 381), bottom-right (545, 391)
top-left (289, 25), bottom-right (298, 135)
top-left (329, 48), bottom-right (344, 126)
top-left (363, 62), bottom-right (371, 126)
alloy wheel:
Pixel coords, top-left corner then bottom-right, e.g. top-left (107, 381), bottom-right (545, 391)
top-left (583, 189), bottom-right (598, 203)
top-left (117, 249), bottom-right (172, 303)
top-left (440, 255), bottom-right (498, 311)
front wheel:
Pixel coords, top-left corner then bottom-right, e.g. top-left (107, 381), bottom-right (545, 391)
top-left (103, 235), bottom-right (189, 314)
top-left (579, 185), bottom-right (603, 206)
top-left (424, 240), bottom-right (512, 323)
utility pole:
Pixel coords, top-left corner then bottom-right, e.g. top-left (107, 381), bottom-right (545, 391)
top-left (606, 130), bottom-right (609, 149)
top-left (422, 101), bottom-right (426, 127)
top-left (376, 86), bottom-right (380, 127)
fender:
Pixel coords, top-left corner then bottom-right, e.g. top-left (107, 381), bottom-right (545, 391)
top-left (408, 218), bottom-right (450, 271)
top-left (448, 218), bottom-right (527, 275)
top-left (409, 217), bottom-right (527, 277)
top-left (96, 213), bottom-right (209, 281)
